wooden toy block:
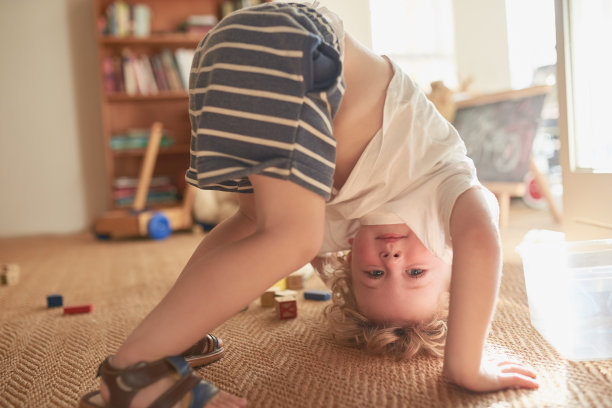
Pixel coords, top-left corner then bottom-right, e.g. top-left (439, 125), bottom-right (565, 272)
top-left (260, 288), bottom-right (279, 307)
top-left (47, 294), bottom-right (63, 308)
top-left (304, 289), bottom-right (331, 301)
top-left (64, 304), bottom-right (93, 315)
top-left (1, 263), bottom-right (20, 285)
top-left (286, 274), bottom-right (303, 290)
top-left (275, 296), bottom-right (297, 320)
top-left (270, 278), bottom-right (287, 290)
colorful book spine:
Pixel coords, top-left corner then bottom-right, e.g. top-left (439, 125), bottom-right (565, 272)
top-left (101, 48), bottom-right (197, 95)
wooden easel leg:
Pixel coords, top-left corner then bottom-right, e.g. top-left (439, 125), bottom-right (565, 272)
top-left (497, 192), bottom-right (510, 229)
top-left (483, 182), bottom-right (526, 228)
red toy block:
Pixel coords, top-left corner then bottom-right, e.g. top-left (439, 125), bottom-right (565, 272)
top-left (64, 304), bottom-right (93, 315)
top-left (275, 296), bottom-right (297, 320)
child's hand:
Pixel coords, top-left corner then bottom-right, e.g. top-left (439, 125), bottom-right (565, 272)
top-left (445, 355), bottom-right (539, 392)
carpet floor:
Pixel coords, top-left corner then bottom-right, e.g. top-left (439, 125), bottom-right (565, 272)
top-left (0, 231), bottom-right (611, 407)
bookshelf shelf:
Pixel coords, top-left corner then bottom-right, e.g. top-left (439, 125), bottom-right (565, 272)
top-left (112, 145), bottom-right (191, 157)
top-left (107, 91), bottom-right (188, 102)
top-left (100, 34), bottom-right (203, 46)
top-left (93, 0), bottom-right (228, 209)
top-left (94, 0), bottom-right (268, 209)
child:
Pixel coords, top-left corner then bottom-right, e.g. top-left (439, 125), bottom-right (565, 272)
top-left (80, 2), bottom-right (537, 407)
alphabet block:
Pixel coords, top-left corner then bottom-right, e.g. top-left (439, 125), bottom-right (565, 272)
top-left (260, 288), bottom-right (279, 307)
top-left (47, 294), bottom-right (63, 308)
top-left (275, 296), bottom-right (297, 319)
top-left (286, 275), bottom-right (303, 290)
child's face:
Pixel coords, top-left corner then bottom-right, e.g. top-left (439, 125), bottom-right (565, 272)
top-left (349, 223), bottom-right (451, 325)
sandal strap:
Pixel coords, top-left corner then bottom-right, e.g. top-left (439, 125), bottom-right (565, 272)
top-left (181, 334), bottom-right (218, 357)
top-left (97, 356), bottom-right (182, 407)
top-left (150, 356), bottom-right (219, 408)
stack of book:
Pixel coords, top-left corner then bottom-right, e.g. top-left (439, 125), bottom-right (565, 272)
top-left (102, 48), bottom-right (195, 95)
top-left (110, 128), bottom-right (174, 151)
top-left (113, 176), bottom-right (179, 208)
top-left (179, 14), bottom-right (218, 35)
top-left (102, 2), bottom-right (152, 37)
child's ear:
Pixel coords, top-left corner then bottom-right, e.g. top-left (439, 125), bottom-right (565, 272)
top-left (348, 238), bottom-right (353, 245)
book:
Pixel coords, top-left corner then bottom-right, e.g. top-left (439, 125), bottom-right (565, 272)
top-left (115, 192), bottom-right (179, 207)
top-left (114, 175), bottom-right (174, 189)
top-left (104, 48), bottom-right (197, 95)
top-left (113, 184), bottom-right (178, 200)
top-left (132, 4), bottom-right (151, 37)
top-left (101, 56), bottom-right (116, 93)
top-left (160, 49), bottom-right (184, 91)
top-left (110, 128), bottom-right (174, 150)
top-left (131, 55), bottom-right (149, 94)
top-left (103, 1), bottom-right (152, 37)
top-left (180, 14), bottom-right (217, 36)
top-left (174, 48), bottom-right (195, 89)
top-left (112, 175), bottom-right (179, 207)
top-left (186, 15), bottom-right (218, 26)
top-left (114, 1), bottom-right (131, 37)
top-left (121, 49), bottom-right (138, 95)
top-left (110, 134), bottom-right (173, 150)
top-left (139, 55), bottom-right (159, 94)
top-left (150, 55), bottom-right (170, 92)
top-left (112, 55), bottom-right (125, 93)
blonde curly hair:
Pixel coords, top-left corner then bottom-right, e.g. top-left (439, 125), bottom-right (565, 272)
top-left (322, 253), bottom-right (449, 359)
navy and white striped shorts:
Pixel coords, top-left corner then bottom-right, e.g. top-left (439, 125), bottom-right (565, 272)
top-left (185, 2), bottom-right (345, 200)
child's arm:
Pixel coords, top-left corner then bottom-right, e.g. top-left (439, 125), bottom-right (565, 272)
top-left (443, 186), bottom-right (538, 392)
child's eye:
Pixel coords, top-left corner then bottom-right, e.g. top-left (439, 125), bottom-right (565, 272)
top-left (365, 269), bottom-right (385, 278)
top-left (407, 269), bottom-right (425, 278)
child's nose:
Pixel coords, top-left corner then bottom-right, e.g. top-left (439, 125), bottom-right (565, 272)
top-left (380, 250), bottom-right (402, 260)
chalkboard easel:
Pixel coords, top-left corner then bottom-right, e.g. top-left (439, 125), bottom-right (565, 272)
top-left (452, 85), bottom-right (561, 227)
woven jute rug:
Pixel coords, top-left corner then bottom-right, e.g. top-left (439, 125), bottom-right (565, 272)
top-left (1, 232), bottom-right (611, 407)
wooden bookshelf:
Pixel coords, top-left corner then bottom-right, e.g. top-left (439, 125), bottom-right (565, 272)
top-left (93, 0), bottom-right (228, 208)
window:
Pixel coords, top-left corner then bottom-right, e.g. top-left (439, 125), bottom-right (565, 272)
top-left (369, 0), bottom-right (456, 90)
top-left (564, 0), bottom-right (612, 172)
top-left (505, 0), bottom-right (557, 89)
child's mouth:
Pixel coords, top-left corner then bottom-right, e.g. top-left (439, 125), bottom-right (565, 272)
top-left (376, 234), bottom-right (406, 242)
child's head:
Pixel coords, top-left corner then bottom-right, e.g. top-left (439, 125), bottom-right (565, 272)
top-left (324, 223), bottom-right (450, 358)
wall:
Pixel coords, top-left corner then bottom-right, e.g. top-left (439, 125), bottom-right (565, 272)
top-left (317, 0), bottom-right (372, 48)
top-left (0, 0), bottom-right (108, 238)
top-left (452, 0), bottom-right (512, 92)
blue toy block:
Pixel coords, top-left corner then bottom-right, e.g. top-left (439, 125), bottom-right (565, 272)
top-left (47, 294), bottom-right (63, 308)
top-left (304, 289), bottom-right (331, 301)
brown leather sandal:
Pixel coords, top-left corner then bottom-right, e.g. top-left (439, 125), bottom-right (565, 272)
top-left (79, 355), bottom-right (219, 408)
top-left (182, 333), bottom-right (225, 368)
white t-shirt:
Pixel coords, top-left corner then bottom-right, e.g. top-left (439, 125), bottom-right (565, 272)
top-left (319, 58), bottom-right (496, 264)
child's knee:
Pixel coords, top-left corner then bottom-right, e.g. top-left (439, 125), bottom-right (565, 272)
top-left (294, 219), bottom-right (325, 259)
top-left (274, 215), bottom-right (324, 262)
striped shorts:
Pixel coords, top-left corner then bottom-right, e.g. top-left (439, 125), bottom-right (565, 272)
top-left (185, 2), bottom-right (345, 200)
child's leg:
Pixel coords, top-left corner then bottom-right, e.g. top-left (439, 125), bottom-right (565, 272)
top-left (104, 175), bottom-right (324, 406)
top-left (182, 192), bottom-right (258, 272)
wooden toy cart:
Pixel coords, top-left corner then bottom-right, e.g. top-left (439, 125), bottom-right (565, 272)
top-left (94, 122), bottom-right (195, 240)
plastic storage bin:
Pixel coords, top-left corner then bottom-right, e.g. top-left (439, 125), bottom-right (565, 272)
top-left (517, 230), bottom-right (612, 361)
